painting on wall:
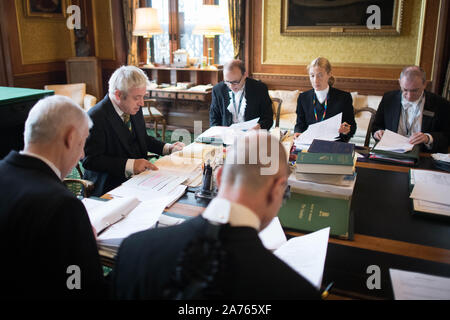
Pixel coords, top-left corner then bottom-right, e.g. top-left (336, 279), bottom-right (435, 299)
top-left (281, 0), bottom-right (403, 36)
top-left (24, 0), bottom-right (67, 18)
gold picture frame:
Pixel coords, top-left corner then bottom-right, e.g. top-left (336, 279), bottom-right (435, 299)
top-left (281, 0), bottom-right (404, 36)
top-left (24, 0), bottom-right (67, 19)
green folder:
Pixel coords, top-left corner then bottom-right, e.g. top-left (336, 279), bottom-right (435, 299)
top-left (278, 192), bottom-right (353, 240)
top-left (370, 144), bottom-right (420, 164)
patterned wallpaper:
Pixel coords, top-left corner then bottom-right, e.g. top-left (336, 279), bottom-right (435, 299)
top-left (15, 0), bottom-right (75, 64)
top-left (262, 0), bottom-right (424, 66)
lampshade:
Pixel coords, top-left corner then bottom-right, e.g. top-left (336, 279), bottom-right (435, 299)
top-left (193, 5), bottom-right (225, 38)
top-left (133, 7), bottom-right (163, 38)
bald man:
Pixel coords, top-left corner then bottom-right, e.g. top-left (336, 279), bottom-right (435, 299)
top-left (372, 66), bottom-right (450, 152)
top-left (0, 96), bottom-right (108, 299)
top-left (112, 131), bottom-right (319, 300)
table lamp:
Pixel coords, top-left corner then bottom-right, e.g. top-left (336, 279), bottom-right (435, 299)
top-left (193, 5), bottom-right (225, 69)
top-left (133, 7), bottom-right (163, 67)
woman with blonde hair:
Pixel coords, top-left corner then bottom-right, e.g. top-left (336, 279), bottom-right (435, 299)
top-left (294, 57), bottom-right (356, 142)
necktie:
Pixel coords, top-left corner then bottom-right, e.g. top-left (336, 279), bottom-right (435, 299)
top-left (122, 114), bottom-right (132, 132)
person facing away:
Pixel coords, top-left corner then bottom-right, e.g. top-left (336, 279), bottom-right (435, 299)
top-left (209, 59), bottom-right (274, 130)
top-left (112, 131), bottom-right (320, 300)
top-left (0, 95), bottom-right (108, 299)
top-left (294, 57), bottom-right (357, 142)
top-left (372, 65), bottom-right (450, 153)
top-left (82, 65), bottom-right (185, 197)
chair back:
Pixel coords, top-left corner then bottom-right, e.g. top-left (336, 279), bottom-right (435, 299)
top-left (355, 107), bottom-right (377, 147)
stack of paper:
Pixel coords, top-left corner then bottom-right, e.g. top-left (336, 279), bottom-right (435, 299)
top-left (294, 113), bottom-right (342, 150)
top-left (196, 118), bottom-right (260, 145)
top-left (258, 218), bottom-right (330, 289)
top-left (82, 197), bottom-right (168, 240)
top-left (390, 269), bottom-right (450, 300)
top-left (409, 169), bottom-right (450, 217)
top-left (375, 129), bottom-right (414, 153)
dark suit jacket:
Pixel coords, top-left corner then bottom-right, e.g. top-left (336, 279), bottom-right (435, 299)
top-left (295, 87), bottom-right (357, 142)
top-left (82, 95), bottom-right (166, 196)
top-left (209, 78), bottom-right (274, 130)
top-left (371, 90), bottom-right (450, 153)
top-left (0, 151), bottom-right (108, 299)
top-left (112, 216), bottom-right (319, 300)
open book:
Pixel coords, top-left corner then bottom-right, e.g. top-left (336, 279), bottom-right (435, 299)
top-left (82, 197), bottom-right (169, 241)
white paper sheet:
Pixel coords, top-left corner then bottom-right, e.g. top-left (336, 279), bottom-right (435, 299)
top-left (410, 182), bottom-right (450, 206)
top-left (274, 227), bottom-right (330, 289)
top-left (431, 153), bottom-right (450, 163)
top-left (258, 217), bottom-right (287, 251)
top-left (390, 269), bottom-right (450, 300)
top-left (123, 170), bottom-right (187, 194)
top-left (81, 198), bottom-right (104, 212)
top-left (294, 113), bottom-right (342, 147)
top-left (375, 129), bottom-right (414, 153)
top-left (410, 169), bottom-right (450, 186)
top-left (229, 117), bottom-right (260, 131)
top-left (109, 184), bottom-right (187, 208)
top-left (85, 197), bottom-right (140, 233)
top-left (98, 198), bottom-right (168, 240)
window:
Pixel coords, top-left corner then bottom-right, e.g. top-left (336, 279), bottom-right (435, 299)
top-left (144, 0), bottom-right (233, 66)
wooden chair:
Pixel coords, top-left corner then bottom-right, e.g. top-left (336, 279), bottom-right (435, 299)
top-left (63, 163), bottom-right (94, 198)
top-left (143, 99), bottom-right (167, 142)
top-left (271, 98), bottom-right (283, 128)
top-left (354, 107), bottom-right (377, 148)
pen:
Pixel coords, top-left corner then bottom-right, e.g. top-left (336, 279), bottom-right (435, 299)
top-left (321, 282), bottom-right (334, 299)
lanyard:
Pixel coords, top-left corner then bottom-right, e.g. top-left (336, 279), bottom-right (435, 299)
top-left (313, 94), bottom-right (328, 122)
top-left (231, 91), bottom-right (245, 118)
top-left (403, 95), bottom-right (424, 136)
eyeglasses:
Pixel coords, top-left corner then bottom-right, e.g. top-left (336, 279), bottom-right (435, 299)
top-left (224, 76), bottom-right (243, 86)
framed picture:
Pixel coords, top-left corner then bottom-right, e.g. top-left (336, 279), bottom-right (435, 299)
top-left (24, 0), bottom-right (67, 18)
top-left (281, 0), bottom-right (404, 36)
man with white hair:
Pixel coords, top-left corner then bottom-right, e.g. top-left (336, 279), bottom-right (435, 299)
top-left (112, 131), bottom-right (319, 300)
top-left (82, 65), bottom-right (184, 197)
top-left (372, 66), bottom-right (450, 152)
top-left (0, 95), bottom-right (108, 299)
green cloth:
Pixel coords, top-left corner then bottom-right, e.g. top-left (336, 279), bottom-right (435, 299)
top-left (0, 87), bottom-right (54, 106)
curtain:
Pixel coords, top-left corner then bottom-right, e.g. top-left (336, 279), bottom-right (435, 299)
top-left (443, 59), bottom-right (450, 101)
top-left (122, 0), bottom-right (139, 66)
top-left (228, 0), bottom-right (244, 60)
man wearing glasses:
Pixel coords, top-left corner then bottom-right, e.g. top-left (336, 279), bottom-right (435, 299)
top-left (209, 60), bottom-right (274, 130)
top-left (372, 66), bottom-right (450, 152)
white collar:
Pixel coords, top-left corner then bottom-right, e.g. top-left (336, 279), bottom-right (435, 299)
top-left (202, 198), bottom-right (261, 231)
top-left (20, 151), bottom-right (62, 180)
top-left (401, 92), bottom-right (424, 109)
top-left (314, 86), bottom-right (330, 104)
top-left (109, 94), bottom-right (124, 117)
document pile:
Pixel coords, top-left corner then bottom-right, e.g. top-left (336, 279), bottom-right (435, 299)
top-left (258, 217), bottom-right (330, 290)
top-left (195, 118), bottom-right (260, 145)
top-left (431, 153), bottom-right (450, 172)
top-left (390, 269), bottom-right (450, 300)
top-left (409, 169), bottom-right (450, 218)
top-left (294, 113), bottom-right (342, 151)
top-left (370, 130), bottom-right (419, 165)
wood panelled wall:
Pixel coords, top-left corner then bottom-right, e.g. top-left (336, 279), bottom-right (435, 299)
top-left (0, 0), bottom-right (127, 96)
top-left (245, 0), bottom-right (448, 96)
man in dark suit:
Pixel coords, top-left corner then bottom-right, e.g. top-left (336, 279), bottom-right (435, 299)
top-left (209, 60), bottom-right (273, 130)
top-left (372, 66), bottom-right (450, 153)
top-left (82, 66), bottom-right (184, 197)
top-left (0, 95), bottom-right (108, 299)
top-left (112, 131), bottom-right (320, 300)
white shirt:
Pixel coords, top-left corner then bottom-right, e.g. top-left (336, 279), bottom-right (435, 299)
top-left (202, 198), bottom-right (261, 231)
top-left (109, 94), bottom-right (171, 178)
top-left (314, 86), bottom-right (330, 104)
top-left (227, 87), bottom-right (247, 124)
top-left (20, 151), bottom-right (62, 180)
top-left (398, 93), bottom-right (433, 148)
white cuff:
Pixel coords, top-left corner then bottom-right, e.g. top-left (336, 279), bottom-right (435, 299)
top-left (163, 143), bottom-right (171, 155)
top-left (424, 133), bottom-right (433, 149)
top-left (125, 159), bottom-right (135, 178)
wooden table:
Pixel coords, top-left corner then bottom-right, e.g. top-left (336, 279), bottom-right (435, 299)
top-left (99, 154), bottom-right (450, 300)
